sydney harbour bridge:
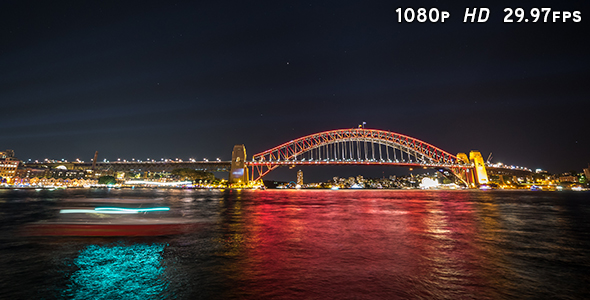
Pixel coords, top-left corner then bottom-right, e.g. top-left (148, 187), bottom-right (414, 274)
top-left (24, 127), bottom-right (518, 187)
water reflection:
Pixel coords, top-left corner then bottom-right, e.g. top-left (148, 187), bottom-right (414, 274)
top-left (1, 189), bottom-right (589, 299)
top-left (64, 243), bottom-right (168, 299)
top-left (228, 190), bottom-right (474, 298)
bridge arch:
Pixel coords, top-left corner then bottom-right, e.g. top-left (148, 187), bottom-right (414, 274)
top-left (249, 128), bottom-right (462, 181)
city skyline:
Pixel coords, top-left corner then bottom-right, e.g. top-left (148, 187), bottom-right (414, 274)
top-left (2, 1), bottom-right (589, 179)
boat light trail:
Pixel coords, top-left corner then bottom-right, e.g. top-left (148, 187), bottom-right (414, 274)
top-left (59, 207), bottom-right (170, 214)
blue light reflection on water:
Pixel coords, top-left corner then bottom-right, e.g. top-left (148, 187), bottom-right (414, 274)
top-left (64, 243), bottom-right (168, 299)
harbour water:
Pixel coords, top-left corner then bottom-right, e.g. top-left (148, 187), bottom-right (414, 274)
top-left (1, 188), bottom-right (589, 299)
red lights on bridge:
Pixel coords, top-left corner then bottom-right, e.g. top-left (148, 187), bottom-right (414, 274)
top-left (248, 128), bottom-right (463, 182)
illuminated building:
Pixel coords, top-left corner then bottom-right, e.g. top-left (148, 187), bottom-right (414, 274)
top-left (0, 150), bottom-right (19, 180)
top-left (559, 175), bottom-right (578, 183)
top-left (297, 170), bottom-right (303, 186)
top-left (356, 175), bottom-right (364, 184)
top-left (16, 167), bottom-right (48, 178)
top-left (51, 168), bottom-right (86, 179)
top-left (0, 160), bottom-right (19, 179)
top-left (0, 150), bottom-right (14, 159)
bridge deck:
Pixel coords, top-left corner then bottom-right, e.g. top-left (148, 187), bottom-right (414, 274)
top-left (23, 162), bottom-right (232, 172)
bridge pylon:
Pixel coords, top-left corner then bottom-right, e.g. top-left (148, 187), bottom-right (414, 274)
top-left (452, 151), bottom-right (489, 188)
top-left (229, 144), bottom-right (249, 187)
top-left (469, 150), bottom-right (489, 186)
top-left (452, 153), bottom-right (472, 187)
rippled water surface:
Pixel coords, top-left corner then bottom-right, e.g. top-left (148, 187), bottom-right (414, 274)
top-left (1, 188), bottom-right (589, 299)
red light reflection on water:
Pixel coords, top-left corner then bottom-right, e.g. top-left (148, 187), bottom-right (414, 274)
top-left (227, 190), bottom-right (490, 299)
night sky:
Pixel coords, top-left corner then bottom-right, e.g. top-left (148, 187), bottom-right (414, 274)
top-left (2, 1), bottom-right (589, 181)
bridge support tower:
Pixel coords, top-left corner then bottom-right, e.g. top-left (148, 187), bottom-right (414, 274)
top-left (469, 150), bottom-right (489, 186)
top-left (452, 153), bottom-right (472, 187)
top-left (454, 152), bottom-right (489, 188)
top-left (229, 145), bottom-right (249, 186)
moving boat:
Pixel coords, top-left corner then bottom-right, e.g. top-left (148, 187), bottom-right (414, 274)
top-left (21, 206), bottom-right (205, 237)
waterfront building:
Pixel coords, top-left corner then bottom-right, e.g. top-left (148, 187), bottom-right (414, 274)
top-left (50, 168), bottom-right (86, 179)
top-left (15, 167), bottom-right (49, 179)
top-left (0, 160), bottom-right (19, 179)
top-left (559, 175), bottom-right (578, 183)
top-left (0, 150), bottom-right (20, 180)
